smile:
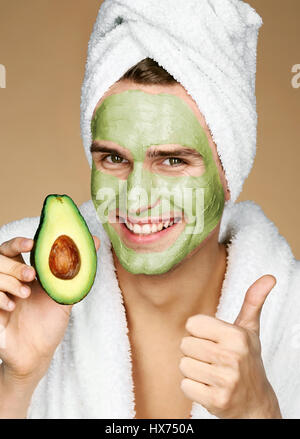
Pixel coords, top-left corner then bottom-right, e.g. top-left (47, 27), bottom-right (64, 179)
top-left (114, 213), bottom-right (184, 244)
top-left (122, 217), bottom-right (181, 235)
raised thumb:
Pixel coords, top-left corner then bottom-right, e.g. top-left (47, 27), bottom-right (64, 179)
top-left (234, 274), bottom-right (276, 334)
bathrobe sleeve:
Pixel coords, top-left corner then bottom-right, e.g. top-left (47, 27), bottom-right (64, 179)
top-left (282, 261), bottom-right (300, 419)
top-left (268, 260), bottom-right (300, 419)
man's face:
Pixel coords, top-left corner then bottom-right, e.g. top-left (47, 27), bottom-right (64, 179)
top-left (90, 81), bottom-right (227, 275)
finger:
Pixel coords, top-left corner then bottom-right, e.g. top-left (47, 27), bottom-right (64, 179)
top-left (181, 378), bottom-right (213, 407)
top-left (185, 314), bottom-right (234, 343)
top-left (92, 235), bottom-right (100, 252)
top-left (0, 273), bottom-right (31, 299)
top-left (179, 356), bottom-right (223, 386)
top-left (0, 237), bottom-right (34, 259)
top-left (234, 274), bottom-right (276, 334)
top-left (180, 336), bottom-right (219, 364)
top-left (0, 292), bottom-right (15, 312)
top-left (0, 254), bottom-right (35, 283)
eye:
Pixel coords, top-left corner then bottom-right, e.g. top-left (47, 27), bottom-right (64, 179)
top-left (162, 157), bottom-right (185, 166)
top-left (105, 154), bottom-right (128, 164)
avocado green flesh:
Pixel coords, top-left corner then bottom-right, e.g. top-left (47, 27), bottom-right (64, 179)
top-left (31, 195), bottom-right (97, 305)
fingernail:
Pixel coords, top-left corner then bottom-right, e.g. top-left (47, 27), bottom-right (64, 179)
top-left (23, 268), bottom-right (34, 281)
top-left (20, 286), bottom-right (30, 298)
top-left (23, 239), bottom-right (33, 248)
top-left (7, 301), bottom-right (15, 311)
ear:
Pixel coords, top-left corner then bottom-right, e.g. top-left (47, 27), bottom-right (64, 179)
top-left (214, 150), bottom-right (231, 202)
top-left (225, 184), bottom-right (231, 202)
top-left (219, 169), bottom-right (231, 202)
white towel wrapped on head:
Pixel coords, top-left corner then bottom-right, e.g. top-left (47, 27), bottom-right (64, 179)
top-left (80, 0), bottom-right (263, 202)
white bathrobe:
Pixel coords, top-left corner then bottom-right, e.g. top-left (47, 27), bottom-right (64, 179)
top-left (0, 200), bottom-right (299, 419)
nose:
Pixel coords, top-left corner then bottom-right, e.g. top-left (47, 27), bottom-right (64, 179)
top-left (126, 162), bottom-right (158, 215)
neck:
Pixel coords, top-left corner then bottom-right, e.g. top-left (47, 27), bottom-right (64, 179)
top-left (112, 227), bottom-right (228, 334)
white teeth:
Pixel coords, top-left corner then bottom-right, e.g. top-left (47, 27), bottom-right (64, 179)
top-left (141, 224), bottom-right (151, 234)
top-left (151, 223), bottom-right (158, 233)
top-left (133, 224), bottom-right (142, 234)
top-left (125, 219), bottom-right (176, 234)
top-left (126, 221), bottom-right (134, 231)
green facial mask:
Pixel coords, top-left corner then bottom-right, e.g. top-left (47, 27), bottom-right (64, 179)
top-left (91, 90), bottom-right (225, 275)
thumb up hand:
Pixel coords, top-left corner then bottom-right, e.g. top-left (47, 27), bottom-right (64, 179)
top-left (179, 275), bottom-right (282, 419)
top-left (234, 275), bottom-right (276, 334)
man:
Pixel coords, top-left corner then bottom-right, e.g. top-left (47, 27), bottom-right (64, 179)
top-left (0, 1), bottom-right (299, 419)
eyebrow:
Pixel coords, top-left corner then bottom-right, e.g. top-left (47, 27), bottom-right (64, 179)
top-left (90, 142), bottom-right (203, 159)
top-left (147, 147), bottom-right (203, 159)
top-left (90, 142), bottom-right (125, 157)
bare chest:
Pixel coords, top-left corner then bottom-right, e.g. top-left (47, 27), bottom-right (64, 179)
top-left (130, 333), bottom-right (193, 419)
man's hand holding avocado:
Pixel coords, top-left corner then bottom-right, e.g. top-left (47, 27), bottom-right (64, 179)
top-left (0, 234), bottom-right (100, 418)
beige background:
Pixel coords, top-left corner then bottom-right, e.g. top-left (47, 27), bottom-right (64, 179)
top-left (0, 0), bottom-right (299, 257)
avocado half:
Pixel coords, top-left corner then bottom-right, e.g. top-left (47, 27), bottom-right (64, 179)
top-left (30, 194), bottom-right (97, 305)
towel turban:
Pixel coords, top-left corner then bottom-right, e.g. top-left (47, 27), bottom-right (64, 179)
top-left (80, 0), bottom-right (263, 202)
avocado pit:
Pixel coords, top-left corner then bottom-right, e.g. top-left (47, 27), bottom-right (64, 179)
top-left (49, 234), bottom-right (81, 280)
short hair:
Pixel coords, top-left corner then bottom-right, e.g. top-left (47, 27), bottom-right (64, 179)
top-left (118, 57), bottom-right (178, 85)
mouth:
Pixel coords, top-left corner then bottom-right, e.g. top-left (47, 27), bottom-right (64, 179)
top-left (114, 213), bottom-right (184, 244)
top-left (121, 215), bottom-right (182, 234)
